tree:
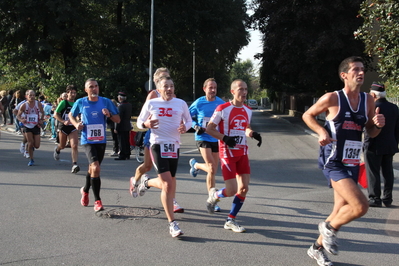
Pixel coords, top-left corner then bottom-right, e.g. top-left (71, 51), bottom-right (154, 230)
top-left (249, 0), bottom-right (366, 101)
top-left (356, 1), bottom-right (399, 95)
top-left (0, 0), bottom-right (249, 111)
top-left (229, 59), bottom-right (259, 99)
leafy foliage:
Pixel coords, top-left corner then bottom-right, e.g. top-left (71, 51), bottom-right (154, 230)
top-left (0, 0), bottom-right (249, 113)
top-left (249, 0), bottom-right (366, 100)
top-left (356, 1), bottom-right (399, 96)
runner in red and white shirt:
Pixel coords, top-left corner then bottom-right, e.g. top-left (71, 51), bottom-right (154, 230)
top-left (206, 79), bottom-right (262, 233)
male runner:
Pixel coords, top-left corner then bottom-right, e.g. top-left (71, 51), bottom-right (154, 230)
top-left (69, 78), bottom-right (120, 212)
top-left (53, 85), bottom-right (80, 173)
top-left (206, 79), bottom-right (262, 233)
top-left (188, 78), bottom-right (225, 212)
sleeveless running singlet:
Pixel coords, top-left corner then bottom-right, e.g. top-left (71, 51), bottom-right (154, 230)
top-left (23, 101), bottom-right (40, 129)
top-left (319, 89), bottom-right (368, 169)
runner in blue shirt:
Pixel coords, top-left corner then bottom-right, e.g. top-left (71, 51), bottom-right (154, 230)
top-left (69, 78), bottom-right (120, 212)
top-left (188, 78), bottom-right (225, 212)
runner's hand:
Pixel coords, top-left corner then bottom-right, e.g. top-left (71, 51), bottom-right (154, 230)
top-left (252, 131), bottom-right (262, 147)
top-left (223, 135), bottom-right (237, 148)
top-left (194, 125), bottom-right (205, 135)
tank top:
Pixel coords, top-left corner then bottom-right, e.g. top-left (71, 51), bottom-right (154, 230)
top-left (23, 101), bottom-right (40, 129)
top-left (319, 89), bottom-right (368, 169)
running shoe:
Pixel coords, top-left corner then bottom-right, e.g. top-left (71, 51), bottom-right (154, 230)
top-left (138, 174), bottom-right (149, 196)
top-left (71, 165), bottom-right (80, 174)
top-left (24, 151), bottom-right (30, 158)
top-left (307, 245), bottom-right (333, 266)
top-left (53, 146), bottom-right (60, 160)
top-left (27, 159), bottom-right (34, 166)
top-left (173, 200), bottom-right (184, 213)
top-left (80, 187), bottom-right (89, 207)
top-left (169, 221), bottom-right (184, 237)
top-left (189, 158), bottom-right (199, 177)
top-left (94, 200), bottom-right (104, 212)
top-left (206, 187), bottom-right (220, 214)
top-left (318, 222), bottom-right (338, 255)
top-left (214, 204), bottom-right (221, 212)
top-left (20, 142), bottom-right (25, 154)
top-left (224, 218), bottom-right (246, 233)
top-left (129, 177), bottom-right (139, 198)
top-left (49, 137), bottom-right (56, 141)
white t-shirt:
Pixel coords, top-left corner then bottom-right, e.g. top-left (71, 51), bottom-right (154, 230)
top-left (137, 97), bottom-right (192, 147)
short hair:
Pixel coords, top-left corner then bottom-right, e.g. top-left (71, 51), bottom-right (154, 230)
top-left (231, 79), bottom-right (246, 90)
top-left (203, 78), bottom-right (216, 88)
top-left (85, 78), bottom-right (97, 87)
top-left (153, 68), bottom-right (170, 83)
top-left (338, 56), bottom-right (364, 82)
top-left (156, 76), bottom-right (173, 85)
top-left (66, 85), bottom-right (77, 93)
top-left (25, 90), bottom-right (35, 96)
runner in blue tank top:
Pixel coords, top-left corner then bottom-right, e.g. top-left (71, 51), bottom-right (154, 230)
top-left (303, 56), bottom-right (385, 266)
top-left (69, 78), bottom-right (120, 212)
top-left (188, 78), bottom-right (225, 212)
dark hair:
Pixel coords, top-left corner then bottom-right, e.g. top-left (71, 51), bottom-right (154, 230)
top-left (338, 56), bottom-right (364, 82)
top-left (66, 85), bottom-right (77, 93)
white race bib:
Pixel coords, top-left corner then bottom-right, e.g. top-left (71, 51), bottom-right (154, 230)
top-left (228, 129), bottom-right (246, 149)
top-left (202, 117), bottom-right (210, 128)
top-left (342, 140), bottom-right (362, 166)
top-left (26, 114), bottom-right (38, 125)
top-left (160, 142), bottom-right (179, 158)
top-left (87, 124), bottom-right (105, 142)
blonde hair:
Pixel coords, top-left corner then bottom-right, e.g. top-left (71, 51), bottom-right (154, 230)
top-left (153, 67), bottom-right (170, 83)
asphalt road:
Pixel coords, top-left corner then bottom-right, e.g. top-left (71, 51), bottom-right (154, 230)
top-left (0, 110), bottom-right (398, 266)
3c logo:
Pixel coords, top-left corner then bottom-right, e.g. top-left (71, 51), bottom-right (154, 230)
top-left (159, 107), bottom-right (173, 117)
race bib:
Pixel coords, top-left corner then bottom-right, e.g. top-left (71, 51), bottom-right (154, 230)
top-left (160, 142), bottom-right (179, 158)
top-left (342, 140), bottom-right (362, 166)
top-left (62, 113), bottom-right (70, 121)
top-left (26, 114), bottom-right (38, 125)
top-left (202, 117), bottom-right (210, 128)
top-left (228, 129), bottom-right (246, 149)
top-left (87, 124), bottom-right (105, 142)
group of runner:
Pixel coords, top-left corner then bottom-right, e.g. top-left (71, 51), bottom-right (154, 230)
top-left (8, 56), bottom-right (386, 266)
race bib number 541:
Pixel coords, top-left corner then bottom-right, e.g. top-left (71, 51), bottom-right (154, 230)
top-left (160, 142), bottom-right (179, 158)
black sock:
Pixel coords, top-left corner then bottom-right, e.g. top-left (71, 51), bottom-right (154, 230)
top-left (91, 177), bottom-right (101, 201)
top-left (326, 222), bottom-right (338, 232)
top-left (144, 178), bottom-right (150, 189)
top-left (313, 241), bottom-right (322, 250)
top-left (83, 172), bottom-right (91, 192)
top-left (73, 162), bottom-right (77, 165)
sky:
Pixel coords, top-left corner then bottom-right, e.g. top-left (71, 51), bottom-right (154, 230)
top-left (237, 29), bottom-right (262, 69)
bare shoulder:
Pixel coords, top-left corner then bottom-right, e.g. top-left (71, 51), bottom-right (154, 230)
top-left (146, 90), bottom-right (158, 101)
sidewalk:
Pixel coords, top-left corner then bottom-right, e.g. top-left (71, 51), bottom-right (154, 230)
top-left (260, 108), bottom-right (399, 179)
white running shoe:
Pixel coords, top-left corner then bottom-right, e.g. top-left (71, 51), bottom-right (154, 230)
top-left (53, 146), bottom-right (60, 160)
top-left (318, 222), bottom-right (338, 255)
top-left (20, 142), bottom-right (25, 154)
top-left (169, 221), bottom-right (183, 237)
top-left (224, 218), bottom-right (246, 233)
top-left (71, 165), bottom-right (80, 174)
top-left (129, 177), bottom-right (139, 198)
top-left (307, 245), bottom-right (333, 266)
top-left (138, 174), bottom-right (149, 196)
top-left (206, 187), bottom-right (220, 214)
top-left (24, 151), bottom-right (30, 158)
